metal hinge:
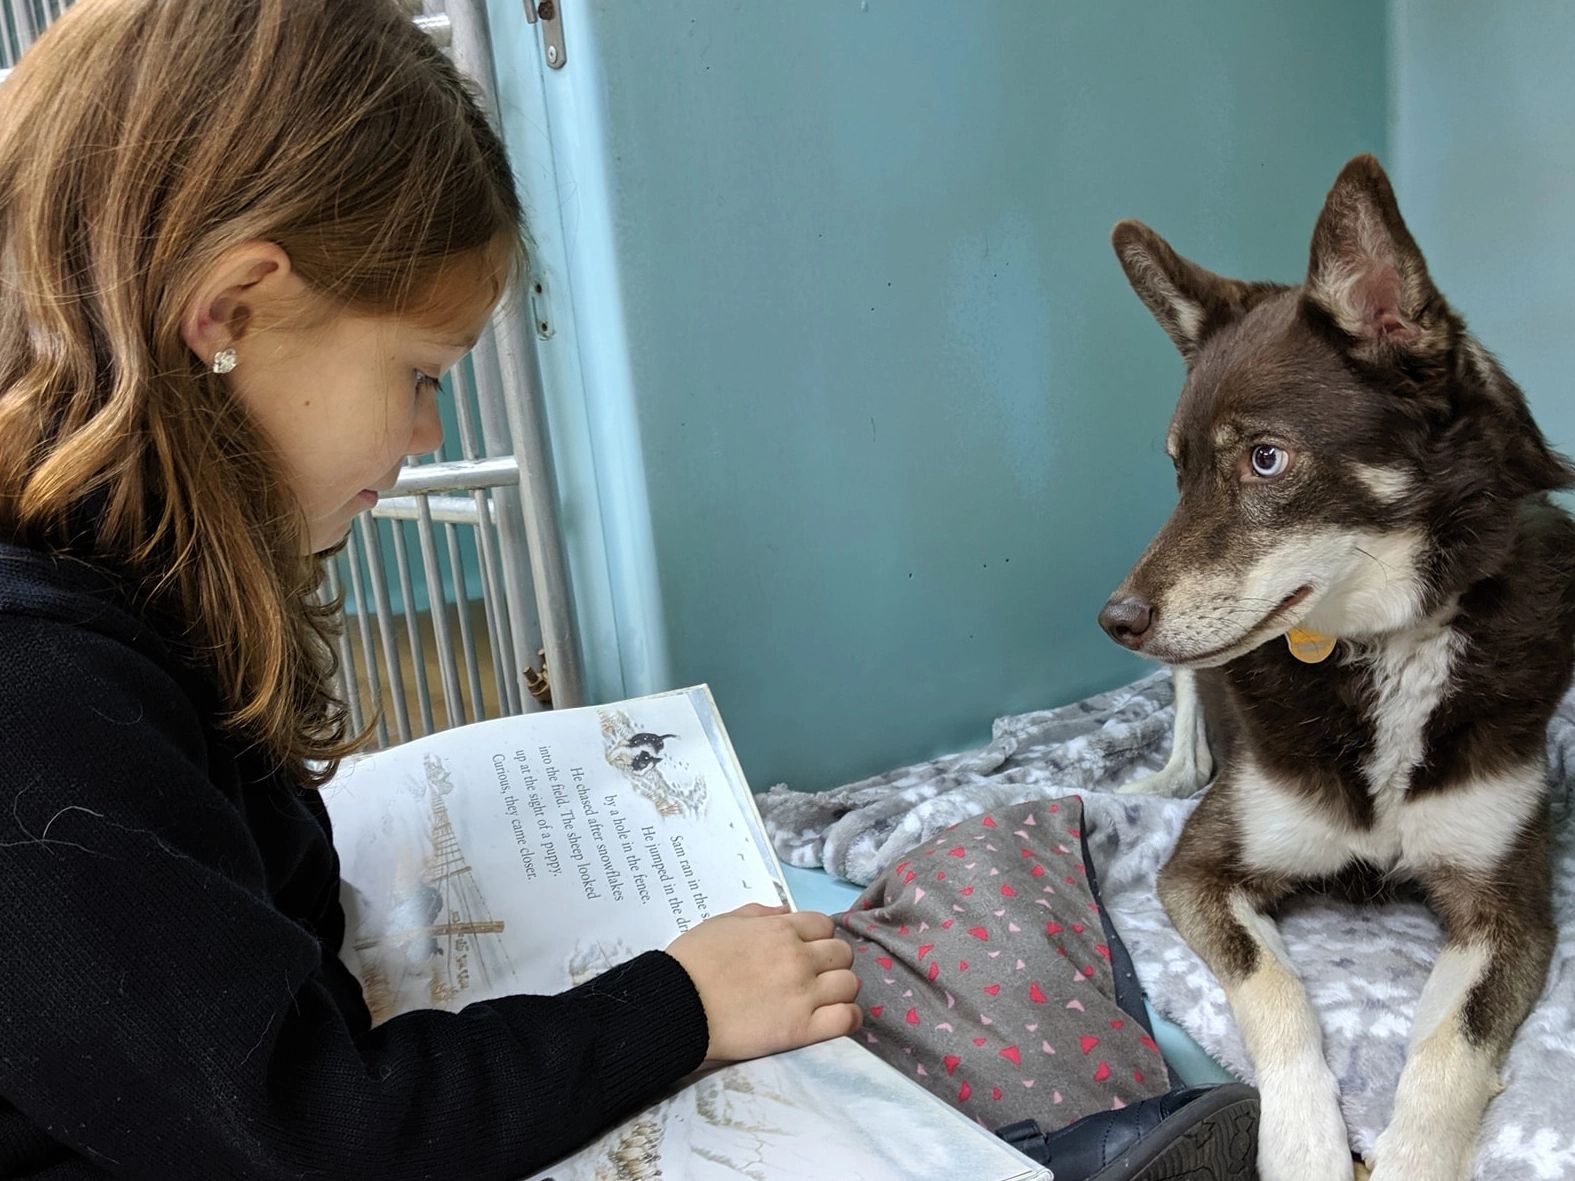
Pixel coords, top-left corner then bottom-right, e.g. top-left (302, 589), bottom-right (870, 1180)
top-left (523, 0), bottom-right (566, 70)
top-left (524, 648), bottom-right (552, 705)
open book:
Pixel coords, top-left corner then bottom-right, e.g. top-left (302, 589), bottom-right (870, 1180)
top-left (325, 686), bottom-right (1048, 1181)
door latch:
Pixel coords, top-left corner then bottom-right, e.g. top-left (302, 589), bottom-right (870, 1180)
top-left (523, 0), bottom-right (566, 70)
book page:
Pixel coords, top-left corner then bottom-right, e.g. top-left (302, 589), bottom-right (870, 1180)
top-left (524, 1039), bottom-right (1047, 1181)
top-left (327, 687), bottom-right (787, 1020)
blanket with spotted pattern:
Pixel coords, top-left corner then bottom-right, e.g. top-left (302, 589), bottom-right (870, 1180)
top-left (755, 672), bottom-right (1575, 1180)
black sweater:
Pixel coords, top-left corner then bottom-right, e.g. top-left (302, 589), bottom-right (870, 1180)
top-left (0, 542), bottom-right (709, 1178)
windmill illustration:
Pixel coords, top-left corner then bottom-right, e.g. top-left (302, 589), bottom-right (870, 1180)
top-left (353, 754), bottom-right (517, 1016)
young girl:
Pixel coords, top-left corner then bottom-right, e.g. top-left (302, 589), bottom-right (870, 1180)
top-left (0, 2), bottom-right (860, 1177)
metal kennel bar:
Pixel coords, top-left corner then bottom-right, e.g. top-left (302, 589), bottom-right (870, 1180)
top-left (335, 0), bottom-right (586, 742)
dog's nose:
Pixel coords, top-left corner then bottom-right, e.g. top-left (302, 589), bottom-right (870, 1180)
top-left (1099, 594), bottom-right (1155, 649)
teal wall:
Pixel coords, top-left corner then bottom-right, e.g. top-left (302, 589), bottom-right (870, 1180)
top-left (491, 2), bottom-right (1389, 793)
top-left (1389, 0), bottom-right (1575, 468)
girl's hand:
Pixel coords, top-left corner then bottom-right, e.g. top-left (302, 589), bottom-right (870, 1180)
top-left (666, 903), bottom-right (862, 1063)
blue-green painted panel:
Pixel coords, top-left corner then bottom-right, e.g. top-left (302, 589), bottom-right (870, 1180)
top-left (494, 2), bottom-right (1388, 792)
top-left (1390, 0), bottom-right (1575, 471)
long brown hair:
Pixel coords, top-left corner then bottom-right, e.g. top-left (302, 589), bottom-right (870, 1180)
top-left (0, 0), bottom-right (523, 785)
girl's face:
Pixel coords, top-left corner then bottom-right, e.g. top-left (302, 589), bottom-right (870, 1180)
top-left (227, 252), bottom-right (503, 553)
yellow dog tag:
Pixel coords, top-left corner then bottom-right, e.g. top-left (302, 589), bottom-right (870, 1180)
top-left (1286, 627), bottom-right (1337, 663)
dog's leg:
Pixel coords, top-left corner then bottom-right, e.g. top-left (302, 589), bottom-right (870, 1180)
top-left (1159, 798), bottom-right (1352, 1181)
top-left (1368, 828), bottom-right (1555, 1181)
top-left (1118, 666), bottom-right (1213, 796)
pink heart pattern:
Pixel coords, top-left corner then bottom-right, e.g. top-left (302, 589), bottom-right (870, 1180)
top-left (833, 797), bottom-right (1170, 1129)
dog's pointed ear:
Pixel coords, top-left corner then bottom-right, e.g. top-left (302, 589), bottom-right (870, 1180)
top-left (1305, 154), bottom-right (1447, 356)
top-left (1111, 220), bottom-right (1268, 362)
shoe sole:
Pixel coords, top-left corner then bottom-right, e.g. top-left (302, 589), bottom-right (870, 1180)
top-left (1086, 1082), bottom-right (1260, 1181)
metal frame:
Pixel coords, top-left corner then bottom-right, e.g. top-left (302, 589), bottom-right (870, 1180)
top-left (4, 0), bottom-right (583, 745)
top-left (340, 0), bottom-right (585, 744)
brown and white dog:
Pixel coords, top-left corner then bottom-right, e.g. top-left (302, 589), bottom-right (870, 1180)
top-left (1099, 155), bottom-right (1575, 1181)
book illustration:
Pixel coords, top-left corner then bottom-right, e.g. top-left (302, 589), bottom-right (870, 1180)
top-left (591, 1116), bottom-right (663, 1181)
top-left (600, 708), bottom-right (709, 819)
top-left (575, 1068), bottom-right (796, 1181)
top-left (351, 754), bottom-right (517, 1022)
top-left (688, 1070), bottom-right (796, 1178)
top-left (565, 937), bottom-right (639, 988)
top-left (539, 1038), bottom-right (1041, 1181)
top-left (414, 750), bottom-right (453, 798)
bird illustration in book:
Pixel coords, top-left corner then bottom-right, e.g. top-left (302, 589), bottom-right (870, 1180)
top-left (598, 708), bottom-right (709, 819)
top-left (626, 732), bottom-right (677, 754)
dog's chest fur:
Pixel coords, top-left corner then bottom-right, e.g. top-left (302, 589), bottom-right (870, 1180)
top-left (1356, 620), bottom-right (1458, 803)
top-left (1217, 607), bottom-right (1554, 883)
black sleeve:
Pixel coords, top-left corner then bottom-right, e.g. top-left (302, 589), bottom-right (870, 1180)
top-left (0, 616), bottom-right (708, 1180)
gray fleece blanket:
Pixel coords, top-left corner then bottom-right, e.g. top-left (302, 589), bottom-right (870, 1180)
top-left (756, 672), bottom-right (1575, 1180)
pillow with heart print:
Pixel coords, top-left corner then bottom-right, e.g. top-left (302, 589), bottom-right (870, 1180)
top-left (835, 796), bottom-right (1169, 1131)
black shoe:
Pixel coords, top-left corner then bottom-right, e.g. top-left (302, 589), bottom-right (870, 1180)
top-left (995, 1083), bottom-right (1259, 1181)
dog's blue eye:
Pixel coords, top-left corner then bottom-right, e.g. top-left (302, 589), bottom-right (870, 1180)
top-left (1250, 445), bottom-right (1289, 478)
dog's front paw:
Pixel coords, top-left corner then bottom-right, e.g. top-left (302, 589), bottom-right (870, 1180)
top-left (1257, 1076), bottom-right (1352, 1181)
top-left (1367, 1121), bottom-right (1474, 1181)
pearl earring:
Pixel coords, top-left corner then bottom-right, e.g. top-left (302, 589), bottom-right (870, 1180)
top-left (211, 347), bottom-right (238, 375)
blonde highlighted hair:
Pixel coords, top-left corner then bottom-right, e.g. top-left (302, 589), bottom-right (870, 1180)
top-left (0, 0), bottom-right (523, 784)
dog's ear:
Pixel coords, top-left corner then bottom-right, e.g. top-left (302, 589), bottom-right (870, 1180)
top-left (1111, 220), bottom-right (1274, 362)
top-left (1305, 154), bottom-right (1448, 358)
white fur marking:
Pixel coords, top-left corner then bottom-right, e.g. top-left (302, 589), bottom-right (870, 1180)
top-left (1237, 755), bottom-right (1541, 881)
top-left (1350, 463), bottom-right (1412, 505)
top-left (1369, 944), bottom-right (1501, 1181)
top-left (1407, 942), bottom-right (1491, 1049)
top-left (1172, 298), bottom-right (1204, 345)
top-left (1398, 762), bottom-right (1545, 872)
top-left (1226, 896), bottom-right (1353, 1181)
top-left (1297, 530), bottom-right (1428, 639)
top-left (1312, 194), bottom-right (1429, 345)
top-left (1465, 340), bottom-right (1497, 387)
top-left (1152, 526), bottom-right (1426, 667)
top-left (1311, 197), bottom-right (1388, 337)
top-left (1316, 265), bottom-right (1368, 336)
top-left (1121, 244), bottom-right (1206, 346)
top-left (1358, 617), bottom-right (1459, 798)
top-left (1236, 758), bottom-right (1374, 876)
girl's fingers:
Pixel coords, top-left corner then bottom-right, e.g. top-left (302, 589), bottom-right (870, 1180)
top-left (804, 1001), bottom-right (863, 1044)
top-left (806, 936), bottom-right (854, 974)
top-left (811, 967), bottom-right (861, 1009)
top-left (786, 910), bottom-right (835, 941)
top-left (731, 902), bottom-right (788, 918)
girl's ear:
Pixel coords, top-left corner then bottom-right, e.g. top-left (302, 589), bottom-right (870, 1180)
top-left (180, 241), bottom-right (302, 370)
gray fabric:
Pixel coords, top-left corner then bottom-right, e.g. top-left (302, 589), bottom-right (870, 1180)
top-left (756, 672), bottom-right (1575, 1179)
top-left (838, 796), bottom-right (1172, 1130)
